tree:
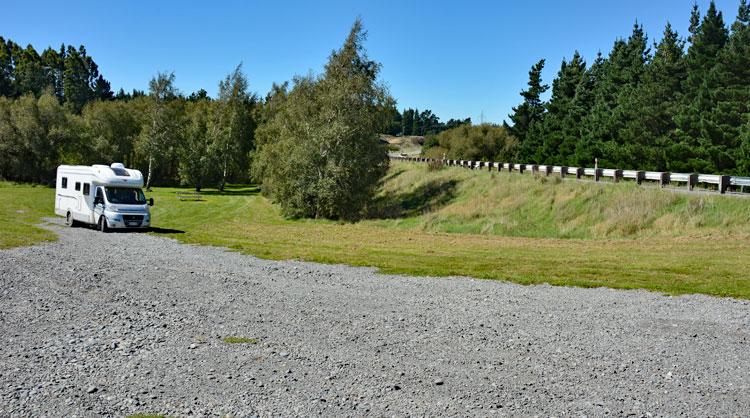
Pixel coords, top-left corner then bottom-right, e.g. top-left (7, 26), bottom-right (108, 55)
top-left (578, 24), bottom-right (650, 169)
top-left (140, 71), bottom-right (179, 190)
top-left (703, 0), bottom-right (750, 174)
top-left (212, 63), bottom-right (255, 190)
top-left (384, 104), bottom-right (402, 135)
top-left (14, 45), bottom-right (47, 97)
top-left (401, 108), bottom-right (414, 135)
top-left (187, 88), bottom-right (210, 102)
top-left (41, 45), bottom-right (65, 100)
top-left (81, 99), bottom-right (141, 166)
top-left (0, 92), bottom-right (76, 182)
top-left (179, 99), bottom-right (217, 190)
top-left (411, 107), bottom-right (420, 135)
top-left (739, 120), bottom-right (750, 175)
top-left (618, 23), bottom-right (685, 171)
top-left (673, 1), bottom-right (729, 173)
top-left (506, 59), bottom-right (548, 152)
top-left (0, 38), bottom-right (14, 97)
top-left (444, 117), bottom-right (471, 130)
top-left (253, 19), bottom-right (390, 220)
top-left (528, 51), bottom-right (586, 164)
top-left (423, 124), bottom-right (516, 162)
top-left (63, 46), bottom-right (91, 112)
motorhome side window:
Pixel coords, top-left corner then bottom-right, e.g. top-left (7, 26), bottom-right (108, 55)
top-left (75, 182), bottom-right (81, 191)
top-left (83, 183), bottom-right (90, 195)
top-left (61, 177), bottom-right (68, 188)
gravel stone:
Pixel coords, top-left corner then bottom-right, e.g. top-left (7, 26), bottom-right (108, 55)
top-left (0, 220), bottom-right (749, 416)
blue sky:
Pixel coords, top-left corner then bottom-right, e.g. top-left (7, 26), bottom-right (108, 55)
top-left (5, 0), bottom-right (744, 124)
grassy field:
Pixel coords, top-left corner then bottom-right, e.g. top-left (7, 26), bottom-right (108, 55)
top-left (0, 182), bottom-right (56, 249)
top-left (3, 162), bottom-right (750, 298)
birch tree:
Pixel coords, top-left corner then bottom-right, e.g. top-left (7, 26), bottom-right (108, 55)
top-left (141, 71), bottom-right (177, 190)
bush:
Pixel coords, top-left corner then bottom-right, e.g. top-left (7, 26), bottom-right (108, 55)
top-left (431, 124), bottom-right (517, 162)
top-left (252, 20), bottom-right (390, 220)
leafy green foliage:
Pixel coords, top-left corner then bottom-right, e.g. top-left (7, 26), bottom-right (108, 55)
top-left (213, 64), bottom-right (256, 190)
top-left (423, 124), bottom-right (516, 162)
top-left (178, 99), bottom-right (218, 191)
top-left (253, 19), bottom-right (390, 220)
top-left (141, 72), bottom-right (180, 189)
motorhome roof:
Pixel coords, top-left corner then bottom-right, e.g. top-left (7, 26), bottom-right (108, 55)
top-left (57, 163), bottom-right (144, 188)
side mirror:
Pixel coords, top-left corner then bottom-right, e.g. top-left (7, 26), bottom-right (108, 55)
top-left (148, 197), bottom-right (154, 206)
top-left (94, 197), bottom-right (103, 206)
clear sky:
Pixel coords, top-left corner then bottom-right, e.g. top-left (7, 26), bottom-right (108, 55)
top-left (4, 0), bottom-right (744, 124)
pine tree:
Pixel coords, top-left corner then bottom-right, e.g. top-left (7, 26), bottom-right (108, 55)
top-left (507, 59), bottom-right (548, 158)
top-left (401, 108), bottom-right (413, 135)
top-left (571, 52), bottom-right (605, 165)
top-left (673, 1), bottom-right (729, 173)
top-left (529, 51), bottom-right (586, 164)
top-left (703, 0), bottom-right (750, 174)
top-left (0, 38), bottom-right (14, 97)
top-left (41, 46), bottom-right (65, 100)
top-left (740, 120), bottom-right (750, 175)
top-left (14, 45), bottom-right (47, 96)
top-left (412, 107), bottom-right (420, 135)
top-left (63, 46), bottom-right (91, 112)
top-left (618, 23), bottom-right (685, 170)
top-left (579, 24), bottom-right (649, 168)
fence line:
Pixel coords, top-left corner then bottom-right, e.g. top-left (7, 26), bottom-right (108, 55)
top-left (390, 156), bottom-right (750, 196)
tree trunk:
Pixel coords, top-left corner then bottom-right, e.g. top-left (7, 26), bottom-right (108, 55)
top-left (145, 156), bottom-right (153, 191)
top-left (220, 154), bottom-right (228, 192)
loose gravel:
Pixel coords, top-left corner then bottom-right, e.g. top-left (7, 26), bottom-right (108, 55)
top-left (1, 220), bottom-right (749, 417)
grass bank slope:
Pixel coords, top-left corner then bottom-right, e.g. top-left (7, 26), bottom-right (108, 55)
top-left (371, 162), bottom-right (750, 239)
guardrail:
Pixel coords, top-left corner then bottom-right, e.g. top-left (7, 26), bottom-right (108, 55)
top-left (391, 156), bottom-right (750, 195)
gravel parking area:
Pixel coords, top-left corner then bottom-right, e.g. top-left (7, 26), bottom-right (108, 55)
top-left (1, 221), bottom-right (749, 417)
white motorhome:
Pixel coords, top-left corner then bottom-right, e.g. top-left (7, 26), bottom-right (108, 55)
top-left (55, 163), bottom-right (153, 231)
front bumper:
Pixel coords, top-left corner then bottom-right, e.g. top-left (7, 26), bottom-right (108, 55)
top-left (104, 212), bottom-right (151, 229)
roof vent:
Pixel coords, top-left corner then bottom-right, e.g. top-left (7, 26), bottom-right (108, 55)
top-left (110, 162), bottom-right (130, 177)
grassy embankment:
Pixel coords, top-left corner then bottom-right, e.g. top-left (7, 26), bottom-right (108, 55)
top-left (2, 162), bottom-right (750, 298)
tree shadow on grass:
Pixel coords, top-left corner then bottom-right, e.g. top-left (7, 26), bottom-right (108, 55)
top-left (379, 166), bottom-right (407, 185)
top-left (148, 227), bottom-right (186, 234)
top-left (199, 186), bottom-right (261, 197)
top-left (367, 179), bottom-right (458, 219)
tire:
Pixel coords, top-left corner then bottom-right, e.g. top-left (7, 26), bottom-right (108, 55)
top-left (65, 212), bottom-right (76, 227)
top-left (98, 215), bottom-right (109, 233)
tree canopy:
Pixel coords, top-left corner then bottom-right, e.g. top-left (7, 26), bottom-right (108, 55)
top-left (507, 0), bottom-right (750, 175)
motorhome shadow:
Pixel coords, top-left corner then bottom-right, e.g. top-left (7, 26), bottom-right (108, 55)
top-left (55, 163), bottom-right (154, 232)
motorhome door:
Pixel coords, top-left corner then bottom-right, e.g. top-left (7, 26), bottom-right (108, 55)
top-left (94, 187), bottom-right (105, 223)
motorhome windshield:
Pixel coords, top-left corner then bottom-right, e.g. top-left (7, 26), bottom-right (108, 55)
top-left (104, 187), bottom-right (146, 205)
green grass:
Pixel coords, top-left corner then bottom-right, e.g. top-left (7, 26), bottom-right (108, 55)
top-left (3, 162), bottom-right (750, 299)
top-left (221, 336), bottom-right (258, 344)
top-left (369, 163), bottom-right (750, 239)
top-left (0, 182), bottom-right (56, 249)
